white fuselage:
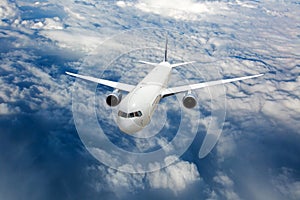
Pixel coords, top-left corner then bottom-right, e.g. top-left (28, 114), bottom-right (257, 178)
top-left (116, 62), bottom-right (172, 134)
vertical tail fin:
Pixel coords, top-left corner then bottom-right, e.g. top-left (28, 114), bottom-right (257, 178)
top-left (139, 34), bottom-right (169, 65)
top-left (164, 35), bottom-right (168, 62)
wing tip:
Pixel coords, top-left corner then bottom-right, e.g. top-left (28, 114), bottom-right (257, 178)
top-left (65, 71), bottom-right (76, 76)
top-left (254, 73), bottom-right (264, 78)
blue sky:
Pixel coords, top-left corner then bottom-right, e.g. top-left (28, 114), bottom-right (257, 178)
top-left (0, 0), bottom-right (300, 199)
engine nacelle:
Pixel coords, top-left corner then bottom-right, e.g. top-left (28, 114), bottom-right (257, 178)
top-left (106, 90), bottom-right (122, 107)
top-left (182, 92), bottom-right (197, 109)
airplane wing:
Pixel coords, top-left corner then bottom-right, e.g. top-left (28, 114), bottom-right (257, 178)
top-left (66, 72), bottom-right (136, 92)
top-left (170, 61), bottom-right (195, 68)
top-left (138, 60), bottom-right (158, 66)
top-left (161, 74), bottom-right (264, 97)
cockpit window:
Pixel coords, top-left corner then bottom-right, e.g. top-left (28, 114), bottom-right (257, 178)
top-left (118, 110), bottom-right (127, 118)
top-left (134, 111), bottom-right (142, 117)
top-left (118, 110), bottom-right (143, 118)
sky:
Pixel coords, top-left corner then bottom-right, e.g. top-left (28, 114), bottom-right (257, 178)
top-left (0, 0), bottom-right (300, 200)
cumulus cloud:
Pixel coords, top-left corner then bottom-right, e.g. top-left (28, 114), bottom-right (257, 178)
top-left (0, 50), bottom-right (73, 113)
top-left (40, 29), bottom-right (104, 53)
top-left (104, 168), bottom-right (145, 198)
top-left (95, 158), bottom-right (200, 198)
top-left (0, 0), bottom-right (18, 26)
top-left (147, 159), bottom-right (200, 193)
top-left (213, 171), bottom-right (240, 200)
top-left (64, 7), bottom-right (86, 20)
top-left (0, 103), bottom-right (20, 115)
top-left (22, 17), bottom-right (64, 30)
top-left (215, 131), bottom-right (237, 161)
top-left (117, 0), bottom-right (229, 21)
top-left (272, 167), bottom-right (300, 200)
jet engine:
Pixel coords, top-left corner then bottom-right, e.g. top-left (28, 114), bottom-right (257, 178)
top-left (182, 92), bottom-right (197, 109)
top-left (106, 90), bottom-right (122, 107)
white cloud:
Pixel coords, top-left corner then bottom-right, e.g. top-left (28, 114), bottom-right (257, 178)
top-left (0, 103), bottom-right (10, 114)
top-left (116, 1), bottom-right (127, 8)
top-left (272, 167), bottom-right (300, 200)
top-left (39, 29), bottom-right (104, 52)
top-left (147, 159), bottom-right (200, 193)
top-left (0, 0), bottom-right (18, 26)
top-left (216, 131), bottom-right (237, 161)
top-left (261, 97), bottom-right (300, 132)
top-left (213, 171), bottom-right (240, 200)
top-left (27, 17), bottom-right (64, 30)
top-left (213, 172), bottom-right (234, 187)
top-left (0, 50), bottom-right (73, 115)
top-left (95, 158), bottom-right (200, 197)
top-left (105, 167), bottom-right (145, 198)
top-left (0, 103), bottom-right (20, 115)
top-left (234, 0), bottom-right (257, 9)
top-left (64, 7), bottom-right (85, 20)
top-left (117, 0), bottom-right (229, 21)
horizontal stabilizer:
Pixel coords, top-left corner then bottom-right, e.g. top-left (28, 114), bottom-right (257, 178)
top-left (138, 60), bottom-right (158, 66)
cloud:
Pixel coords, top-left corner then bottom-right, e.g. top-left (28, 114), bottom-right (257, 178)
top-left (116, 1), bottom-right (127, 8)
top-left (0, 0), bottom-right (18, 26)
top-left (0, 103), bottom-right (20, 115)
top-left (1, 0), bottom-right (300, 200)
top-left (0, 50), bottom-right (74, 114)
top-left (213, 112), bottom-right (300, 199)
top-left (272, 167), bottom-right (300, 200)
top-left (213, 171), bottom-right (240, 200)
top-left (147, 159), bottom-right (200, 193)
top-left (117, 0), bottom-right (229, 21)
top-left (22, 17), bottom-right (64, 30)
top-left (89, 158), bottom-right (200, 198)
top-left (40, 29), bottom-right (104, 52)
top-left (64, 7), bottom-right (86, 20)
top-left (215, 131), bottom-right (237, 162)
top-left (104, 168), bottom-right (146, 198)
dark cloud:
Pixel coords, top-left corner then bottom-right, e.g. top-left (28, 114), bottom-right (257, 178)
top-left (212, 111), bottom-right (300, 200)
top-left (0, 113), bottom-right (91, 200)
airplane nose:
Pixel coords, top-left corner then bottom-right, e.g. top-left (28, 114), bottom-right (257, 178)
top-left (117, 117), bottom-right (143, 134)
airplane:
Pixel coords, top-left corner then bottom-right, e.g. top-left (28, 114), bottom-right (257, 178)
top-left (66, 37), bottom-right (263, 134)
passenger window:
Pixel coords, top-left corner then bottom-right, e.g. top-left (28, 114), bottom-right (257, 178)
top-left (129, 113), bottom-right (135, 118)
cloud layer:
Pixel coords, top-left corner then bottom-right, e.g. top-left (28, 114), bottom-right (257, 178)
top-left (0, 0), bottom-right (299, 200)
